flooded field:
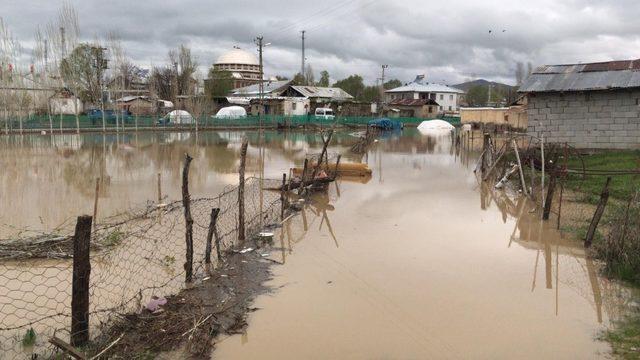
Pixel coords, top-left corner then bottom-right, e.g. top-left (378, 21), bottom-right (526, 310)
top-left (0, 129), bottom-right (637, 359)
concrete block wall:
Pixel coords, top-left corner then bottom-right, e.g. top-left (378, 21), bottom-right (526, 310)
top-left (526, 90), bottom-right (640, 149)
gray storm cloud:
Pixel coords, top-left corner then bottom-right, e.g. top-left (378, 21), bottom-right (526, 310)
top-left (2, 0), bottom-right (639, 85)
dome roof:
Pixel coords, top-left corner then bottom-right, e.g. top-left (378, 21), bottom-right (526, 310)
top-left (215, 48), bottom-right (259, 65)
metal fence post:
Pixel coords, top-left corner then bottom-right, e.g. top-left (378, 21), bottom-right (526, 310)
top-left (71, 215), bottom-right (92, 347)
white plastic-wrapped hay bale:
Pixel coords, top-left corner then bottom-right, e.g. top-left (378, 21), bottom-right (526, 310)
top-left (417, 119), bottom-right (455, 135)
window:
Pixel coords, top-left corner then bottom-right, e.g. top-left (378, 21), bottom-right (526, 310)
top-left (428, 106), bottom-right (433, 113)
top-left (449, 94), bottom-right (453, 100)
top-left (292, 102), bottom-right (297, 110)
top-left (448, 106), bottom-right (452, 111)
top-left (440, 94), bottom-right (444, 100)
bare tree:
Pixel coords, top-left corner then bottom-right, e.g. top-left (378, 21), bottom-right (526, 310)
top-left (304, 63), bottom-right (315, 86)
top-left (45, 1), bottom-right (81, 132)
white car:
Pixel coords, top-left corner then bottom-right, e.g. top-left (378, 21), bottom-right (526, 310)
top-left (314, 107), bottom-right (335, 121)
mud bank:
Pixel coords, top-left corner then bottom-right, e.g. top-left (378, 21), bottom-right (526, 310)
top-left (89, 250), bottom-right (273, 359)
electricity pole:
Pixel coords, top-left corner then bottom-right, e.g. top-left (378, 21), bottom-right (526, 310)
top-left (380, 65), bottom-right (388, 115)
top-left (301, 30), bottom-right (305, 83)
top-left (255, 36), bottom-right (264, 129)
top-left (92, 46), bottom-right (108, 132)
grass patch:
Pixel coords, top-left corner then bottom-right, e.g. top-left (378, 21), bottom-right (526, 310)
top-left (565, 150), bottom-right (640, 200)
top-left (603, 313), bottom-right (640, 359)
top-left (103, 230), bottom-right (125, 247)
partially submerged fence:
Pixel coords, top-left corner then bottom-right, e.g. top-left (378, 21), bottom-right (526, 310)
top-left (466, 129), bottom-right (640, 256)
top-left (0, 114), bottom-right (461, 134)
top-left (0, 156), bottom-right (282, 358)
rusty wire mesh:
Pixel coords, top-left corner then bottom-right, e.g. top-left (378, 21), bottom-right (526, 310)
top-left (0, 176), bottom-right (281, 358)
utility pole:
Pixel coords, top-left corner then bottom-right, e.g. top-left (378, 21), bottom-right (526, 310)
top-left (92, 47), bottom-right (108, 132)
top-left (300, 30), bottom-right (306, 83)
top-left (380, 65), bottom-right (388, 115)
top-left (255, 36), bottom-right (264, 129)
top-left (60, 27), bottom-right (66, 59)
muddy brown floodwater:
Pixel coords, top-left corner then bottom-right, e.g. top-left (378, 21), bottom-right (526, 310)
top-left (0, 129), bottom-right (636, 359)
top-left (213, 131), bottom-right (637, 359)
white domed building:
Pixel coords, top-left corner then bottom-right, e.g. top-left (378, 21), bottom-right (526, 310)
top-left (213, 48), bottom-right (261, 89)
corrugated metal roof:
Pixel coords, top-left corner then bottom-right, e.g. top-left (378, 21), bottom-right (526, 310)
top-left (388, 99), bottom-right (439, 106)
top-left (519, 59), bottom-right (640, 93)
top-left (116, 95), bottom-right (151, 102)
top-left (231, 80), bottom-right (291, 96)
top-left (289, 86), bottom-right (354, 99)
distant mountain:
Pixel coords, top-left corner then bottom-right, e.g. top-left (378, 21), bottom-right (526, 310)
top-left (452, 79), bottom-right (516, 93)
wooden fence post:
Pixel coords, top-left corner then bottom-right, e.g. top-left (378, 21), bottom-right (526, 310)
top-left (543, 170), bottom-right (557, 220)
top-left (92, 178), bottom-right (100, 230)
top-left (238, 138), bottom-right (248, 243)
top-left (311, 130), bottom-right (333, 180)
top-left (333, 154), bottom-right (342, 180)
top-left (298, 158), bottom-right (309, 196)
top-left (585, 177), bottom-right (612, 248)
top-left (481, 133), bottom-right (490, 173)
top-left (281, 173), bottom-right (287, 221)
top-left (157, 173), bottom-right (162, 203)
top-left (512, 139), bottom-right (529, 197)
top-left (182, 153), bottom-right (194, 282)
top-left (71, 215), bottom-right (92, 347)
top-left (205, 208), bottom-right (221, 264)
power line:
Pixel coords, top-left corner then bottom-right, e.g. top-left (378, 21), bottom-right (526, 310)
top-left (268, 0), bottom-right (380, 45)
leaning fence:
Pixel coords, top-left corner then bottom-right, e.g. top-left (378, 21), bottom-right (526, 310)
top-left (462, 129), bottom-right (640, 257)
top-left (0, 163), bottom-right (281, 359)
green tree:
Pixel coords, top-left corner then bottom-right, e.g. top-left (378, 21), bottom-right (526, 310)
top-left (317, 70), bottom-right (330, 87)
top-left (333, 75), bottom-right (365, 100)
top-left (466, 85), bottom-right (488, 106)
top-left (384, 79), bottom-right (402, 90)
top-left (291, 72), bottom-right (305, 85)
top-left (60, 43), bottom-right (103, 104)
top-left (362, 85), bottom-right (380, 102)
top-left (206, 68), bottom-right (234, 98)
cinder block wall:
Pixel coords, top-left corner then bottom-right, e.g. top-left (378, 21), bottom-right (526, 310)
top-left (526, 91), bottom-right (640, 149)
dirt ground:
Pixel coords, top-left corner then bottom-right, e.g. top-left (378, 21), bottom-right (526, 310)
top-left (87, 249), bottom-right (274, 359)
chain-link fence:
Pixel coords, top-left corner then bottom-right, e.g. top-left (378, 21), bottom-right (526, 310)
top-left (0, 175), bottom-right (281, 359)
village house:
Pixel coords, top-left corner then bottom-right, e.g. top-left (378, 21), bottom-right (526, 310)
top-left (115, 96), bottom-right (156, 116)
top-left (280, 85), bottom-right (355, 114)
top-left (49, 88), bottom-right (83, 115)
top-left (225, 82), bottom-right (358, 116)
top-left (385, 75), bottom-right (465, 113)
top-left (519, 59), bottom-right (640, 149)
top-left (385, 98), bottom-right (439, 118)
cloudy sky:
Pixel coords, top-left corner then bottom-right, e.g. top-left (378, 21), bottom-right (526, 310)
top-left (2, 0), bottom-right (640, 86)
